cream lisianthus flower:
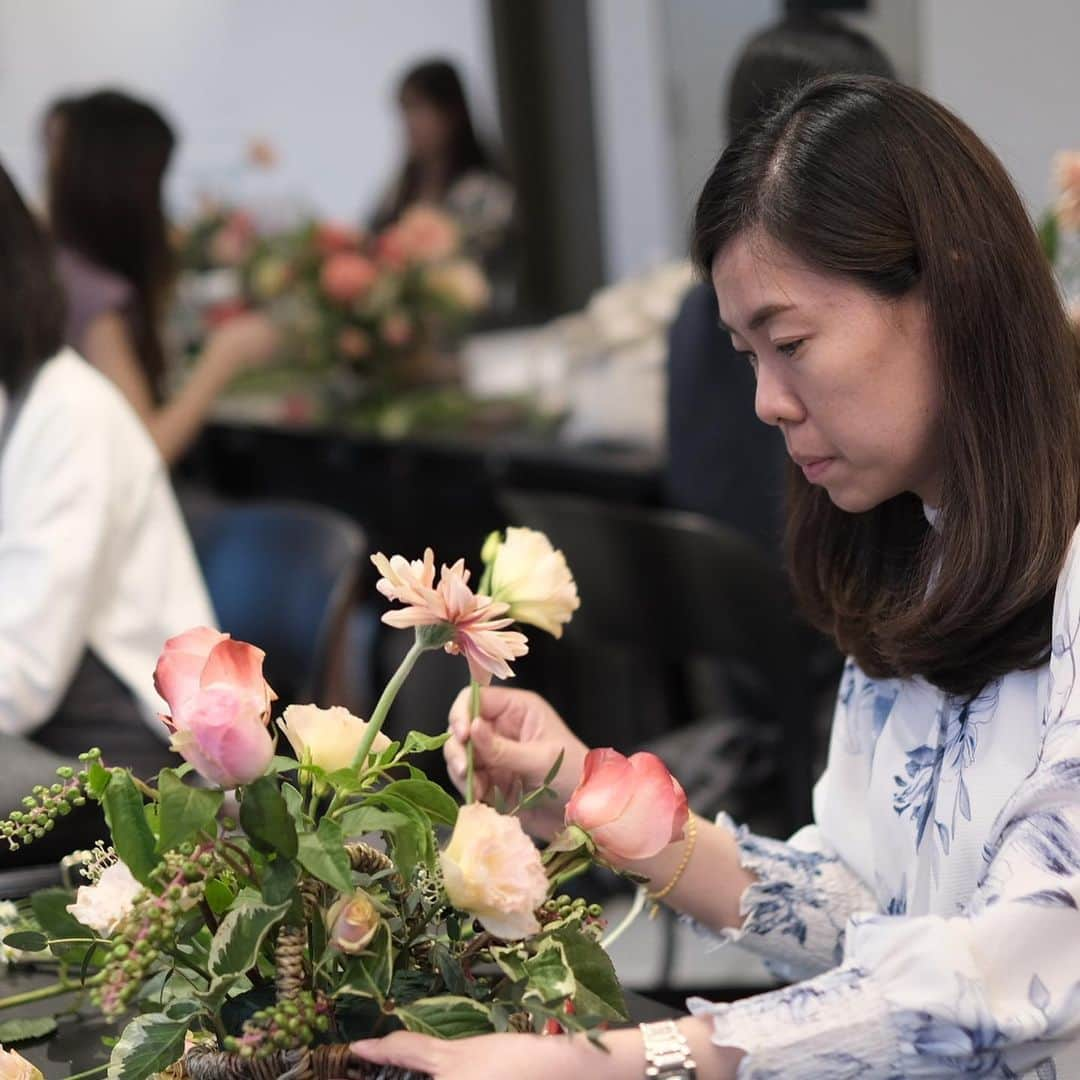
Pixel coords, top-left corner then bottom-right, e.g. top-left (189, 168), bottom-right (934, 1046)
top-left (66, 860), bottom-right (143, 936)
top-left (278, 705), bottom-right (392, 775)
top-left (440, 803), bottom-right (548, 940)
top-left (489, 528), bottom-right (580, 639)
top-left (0, 1046), bottom-right (43, 1080)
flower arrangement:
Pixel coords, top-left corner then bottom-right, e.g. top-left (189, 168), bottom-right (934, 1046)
top-left (1040, 151), bottom-right (1080, 319)
top-left (0, 528), bottom-right (687, 1080)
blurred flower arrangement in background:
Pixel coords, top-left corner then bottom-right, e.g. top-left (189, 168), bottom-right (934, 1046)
top-left (0, 528), bottom-right (688, 1080)
top-left (1040, 151), bottom-right (1080, 323)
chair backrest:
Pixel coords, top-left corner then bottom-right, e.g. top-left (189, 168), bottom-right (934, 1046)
top-left (500, 490), bottom-right (816, 821)
top-left (187, 500), bottom-right (365, 707)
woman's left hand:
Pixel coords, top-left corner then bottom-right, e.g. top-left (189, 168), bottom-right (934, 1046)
top-left (349, 1032), bottom-right (584, 1080)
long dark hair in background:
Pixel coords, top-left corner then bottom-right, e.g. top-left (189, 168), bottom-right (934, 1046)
top-left (48, 89), bottom-right (175, 401)
top-left (382, 58), bottom-right (495, 224)
top-left (0, 160), bottom-right (64, 393)
top-left (692, 75), bottom-right (1080, 698)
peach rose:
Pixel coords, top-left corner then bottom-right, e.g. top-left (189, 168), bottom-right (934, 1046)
top-left (396, 205), bottom-right (460, 263)
top-left (315, 221), bottom-right (364, 256)
top-left (326, 890), bottom-right (381, 954)
top-left (155, 628), bottom-right (277, 789)
top-left (440, 803), bottom-right (548, 939)
top-left (210, 210), bottom-right (257, 266)
top-left (565, 749), bottom-right (688, 862)
top-left (1055, 151), bottom-right (1080, 231)
top-left (0, 1047), bottom-right (42, 1080)
top-left (337, 327), bottom-right (373, 360)
top-left (489, 527), bottom-right (580, 639)
top-left (321, 253), bottom-right (378, 304)
top-left (380, 310), bottom-right (413, 348)
top-left (425, 259), bottom-right (491, 312)
top-left (277, 704), bottom-right (391, 775)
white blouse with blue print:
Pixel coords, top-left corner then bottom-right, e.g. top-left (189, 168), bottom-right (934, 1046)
top-left (690, 525), bottom-right (1080, 1079)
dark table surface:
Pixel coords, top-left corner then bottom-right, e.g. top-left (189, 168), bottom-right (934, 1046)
top-left (3, 964), bottom-right (679, 1078)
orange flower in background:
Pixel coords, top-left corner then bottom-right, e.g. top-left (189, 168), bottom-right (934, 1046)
top-left (565, 748), bottom-right (688, 862)
top-left (371, 549), bottom-right (528, 684)
top-left (1054, 151), bottom-right (1080, 231)
top-left (320, 253), bottom-right (378, 304)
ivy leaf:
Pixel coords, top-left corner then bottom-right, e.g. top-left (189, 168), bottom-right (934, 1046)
top-left (156, 769), bottom-right (223, 853)
top-left (521, 941), bottom-right (575, 1006)
top-left (208, 898), bottom-right (290, 980)
top-left (296, 818), bottom-right (354, 893)
top-left (0, 1016), bottom-right (58, 1043)
top-left (240, 776), bottom-right (297, 859)
top-left (102, 771), bottom-right (158, 885)
top-left (106, 1002), bottom-right (202, 1080)
top-left (550, 926), bottom-right (627, 1021)
top-left (395, 996), bottom-right (494, 1038)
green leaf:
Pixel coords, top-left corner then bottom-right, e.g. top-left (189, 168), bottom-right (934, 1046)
top-left (296, 818), bottom-right (353, 893)
top-left (281, 782), bottom-right (303, 821)
top-left (1040, 210), bottom-right (1060, 265)
top-left (367, 792), bottom-right (436, 876)
top-left (550, 926), bottom-right (627, 1022)
top-left (87, 759), bottom-right (112, 799)
top-left (208, 898), bottom-right (290, 980)
top-left (542, 750), bottom-right (566, 788)
top-left (102, 771), bottom-right (158, 885)
top-left (1, 930), bottom-right (46, 952)
top-left (491, 944), bottom-right (528, 983)
top-left (380, 779), bottom-right (459, 826)
top-left (270, 755), bottom-right (300, 774)
top-left (260, 858), bottom-right (300, 906)
top-left (0, 1015), bottom-right (58, 1043)
top-left (156, 769), bottom-right (224, 853)
top-left (336, 922), bottom-right (394, 1002)
top-left (396, 996), bottom-right (494, 1038)
top-left (398, 730), bottom-right (452, 757)
top-left (336, 806), bottom-right (410, 838)
top-left (204, 878), bottom-right (236, 916)
top-left (31, 887), bottom-right (92, 960)
top-left (521, 941), bottom-right (575, 1006)
top-left (107, 1003), bottom-right (202, 1080)
top-left (239, 776), bottom-right (298, 859)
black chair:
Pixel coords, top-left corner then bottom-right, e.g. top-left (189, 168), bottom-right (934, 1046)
top-left (187, 500), bottom-right (365, 708)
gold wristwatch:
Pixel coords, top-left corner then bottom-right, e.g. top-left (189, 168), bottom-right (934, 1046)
top-left (640, 1020), bottom-right (698, 1079)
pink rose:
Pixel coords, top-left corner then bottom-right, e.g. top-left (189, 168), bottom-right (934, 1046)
top-left (326, 890), bottom-right (381, 954)
top-left (320, 253), bottom-right (378, 304)
top-left (564, 749), bottom-right (688, 862)
top-left (396, 205), bottom-right (460, 263)
top-left (210, 210), bottom-right (257, 266)
top-left (375, 226), bottom-right (410, 271)
top-left (315, 221), bottom-right (364, 256)
top-left (154, 628), bottom-right (277, 788)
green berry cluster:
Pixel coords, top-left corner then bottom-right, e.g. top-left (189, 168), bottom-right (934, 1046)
top-left (95, 845), bottom-right (220, 1018)
top-left (222, 990), bottom-right (332, 1059)
top-left (0, 750), bottom-right (99, 850)
top-left (539, 895), bottom-right (606, 940)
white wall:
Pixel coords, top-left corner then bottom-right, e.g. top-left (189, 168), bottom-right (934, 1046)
top-left (920, 0), bottom-right (1079, 217)
top-left (0, 0), bottom-right (498, 222)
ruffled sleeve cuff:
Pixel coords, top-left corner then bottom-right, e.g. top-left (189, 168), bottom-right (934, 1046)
top-left (689, 815), bottom-right (879, 982)
top-left (688, 965), bottom-right (902, 1079)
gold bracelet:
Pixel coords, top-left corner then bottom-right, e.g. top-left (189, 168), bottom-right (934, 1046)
top-left (646, 814), bottom-right (698, 914)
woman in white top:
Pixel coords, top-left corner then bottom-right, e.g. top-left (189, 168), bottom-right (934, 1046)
top-left (0, 158), bottom-right (215, 785)
top-left (352, 78), bottom-right (1080, 1078)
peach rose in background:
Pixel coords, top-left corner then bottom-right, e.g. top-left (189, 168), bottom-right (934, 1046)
top-left (210, 210), bottom-right (257, 267)
top-left (278, 704), bottom-right (391, 775)
top-left (326, 890), bottom-right (382, 954)
top-left (0, 1046), bottom-right (43, 1080)
top-left (321, 253), bottom-right (378, 304)
top-left (314, 221), bottom-right (364, 256)
top-left (375, 226), bottom-right (410, 272)
top-left (565, 748), bottom-right (688, 862)
top-left (372, 549), bottom-right (528, 685)
top-left (395, 205), bottom-right (460, 263)
top-left (424, 259), bottom-right (491, 312)
top-left (246, 137), bottom-right (278, 170)
top-left (379, 310), bottom-right (413, 348)
top-left (489, 527), bottom-right (580, 639)
top-left (155, 628), bottom-right (277, 788)
top-left (66, 860), bottom-right (143, 936)
top-left (440, 803), bottom-right (548, 939)
top-left (337, 327), bottom-right (373, 360)
top-left (1055, 151), bottom-right (1080, 232)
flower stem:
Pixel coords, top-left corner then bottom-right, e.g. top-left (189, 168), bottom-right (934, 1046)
top-left (67, 1066), bottom-right (109, 1080)
top-left (465, 680), bottom-right (481, 804)
top-left (0, 971), bottom-right (105, 1010)
top-left (351, 638), bottom-right (427, 769)
top-left (600, 885), bottom-right (648, 950)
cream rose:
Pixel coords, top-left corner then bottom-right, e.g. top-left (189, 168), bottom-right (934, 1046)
top-left (490, 528), bottom-right (581, 639)
top-left (326, 890), bottom-right (381, 954)
top-left (0, 1046), bottom-right (43, 1080)
top-left (440, 803), bottom-right (548, 940)
top-left (277, 705), bottom-right (392, 775)
top-left (66, 860), bottom-right (143, 936)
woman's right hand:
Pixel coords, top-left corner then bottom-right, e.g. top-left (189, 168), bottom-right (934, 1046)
top-left (445, 687), bottom-right (589, 841)
top-left (204, 311), bottom-right (280, 380)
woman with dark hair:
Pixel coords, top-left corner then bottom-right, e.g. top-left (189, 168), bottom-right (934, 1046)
top-left (372, 59), bottom-right (515, 308)
top-left (47, 90), bottom-right (278, 465)
top-left (0, 154), bottom-right (214, 793)
top-left (352, 77), bottom-right (1080, 1077)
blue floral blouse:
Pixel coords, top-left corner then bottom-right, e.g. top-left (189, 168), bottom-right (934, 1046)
top-left (691, 526), bottom-right (1080, 1078)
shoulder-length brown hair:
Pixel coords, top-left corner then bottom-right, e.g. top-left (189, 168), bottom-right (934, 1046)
top-left (692, 75), bottom-right (1080, 698)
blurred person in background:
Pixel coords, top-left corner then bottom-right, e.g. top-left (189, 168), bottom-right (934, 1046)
top-left (45, 90), bottom-right (279, 466)
top-left (371, 58), bottom-right (517, 314)
top-left (665, 14), bottom-right (895, 557)
top-left (0, 157), bottom-right (215, 852)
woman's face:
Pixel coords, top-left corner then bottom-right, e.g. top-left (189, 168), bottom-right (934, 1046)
top-left (713, 230), bottom-right (943, 513)
top-left (400, 89), bottom-right (452, 162)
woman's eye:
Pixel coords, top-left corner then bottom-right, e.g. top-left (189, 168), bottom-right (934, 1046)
top-left (776, 339), bottom-right (804, 358)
